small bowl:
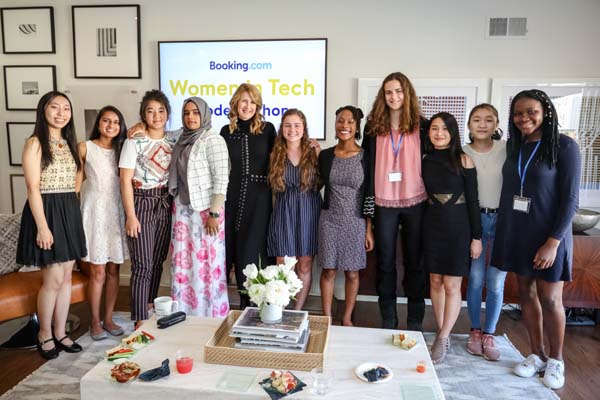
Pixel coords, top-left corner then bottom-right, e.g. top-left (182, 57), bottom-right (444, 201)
top-left (572, 209), bottom-right (600, 232)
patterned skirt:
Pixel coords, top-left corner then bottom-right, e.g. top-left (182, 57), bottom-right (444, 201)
top-left (171, 196), bottom-right (229, 317)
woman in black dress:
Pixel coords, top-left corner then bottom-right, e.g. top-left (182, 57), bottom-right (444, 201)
top-left (220, 83), bottom-right (276, 309)
top-left (422, 112), bottom-right (482, 364)
top-left (492, 90), bottom-right (580, 390)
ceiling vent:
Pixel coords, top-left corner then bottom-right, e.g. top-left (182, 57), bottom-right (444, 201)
top-left (486, 17), bottom-right (528, 39)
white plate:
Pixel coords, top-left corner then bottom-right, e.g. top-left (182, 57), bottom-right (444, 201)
top-left (354, 362), bottom-right (393, 384)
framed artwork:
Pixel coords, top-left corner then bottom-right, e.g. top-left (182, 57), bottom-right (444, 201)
top-left (1, 6), bottom-right (55, 54)
top-left (6, 122), bottom-right (34, 166)
top-left (10, 174), bottom-right (27, 214)
top-left (72, 5), bottom-right (141, 78)
top-left (3, 65), bottom-right (57, 111)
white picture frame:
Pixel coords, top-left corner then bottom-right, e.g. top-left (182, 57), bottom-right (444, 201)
top-left (3, 65), bottom-right (57, 111)
top-left (491, 78), bottom-right (600, 207)
top-left (357, 78), bottom-right (489, 143)
top-left (72, 5), bottom-right (141, 79)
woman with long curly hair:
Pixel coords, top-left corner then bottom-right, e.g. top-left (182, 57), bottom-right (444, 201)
top-left (220, 83), bottom-right (277, 309)
top-left (492, 89), bottom-right (580, 390)
top-left (363, 72), bottom-right (429, 330)
top-left (267, 109), bottom-right (321, 310)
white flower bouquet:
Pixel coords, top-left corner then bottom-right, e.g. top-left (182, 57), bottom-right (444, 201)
top-left (242, 256), bottom-right (303, 308)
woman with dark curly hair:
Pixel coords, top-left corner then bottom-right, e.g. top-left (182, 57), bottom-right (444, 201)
top-left (492, 89), bottom-right (580, 390)
top-left (267, 109), bottom-right (321, 310)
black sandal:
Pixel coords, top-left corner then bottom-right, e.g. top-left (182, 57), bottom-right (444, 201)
top-left (54, 335), bottom-right (83, 353)
top-left (37, 337), bottom-right (59, 360)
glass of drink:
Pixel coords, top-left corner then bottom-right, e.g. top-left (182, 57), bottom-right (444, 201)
top-left (311, 367), bottom-right (333, 395)
top-left (175, 350), bottom-right (193, 374)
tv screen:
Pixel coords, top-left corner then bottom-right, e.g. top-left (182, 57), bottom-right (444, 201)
top-left (158, 38), bottom-right (327, 139)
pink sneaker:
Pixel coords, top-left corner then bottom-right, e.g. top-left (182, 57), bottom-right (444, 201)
top-left (466, 329), bottom-right (483, 356)
top-left (482, 334), bottom-right (501, 361)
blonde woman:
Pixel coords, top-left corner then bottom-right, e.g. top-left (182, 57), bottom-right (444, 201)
top-left (220, 83), bottom-right (276, 309)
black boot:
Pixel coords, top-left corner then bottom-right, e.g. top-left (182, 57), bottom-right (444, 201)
top-left (239, 293), bottom-right (250, 310)
top-left (379, 299), bottom-right (398, 329)
top-left (407, 299), bottom-right (425, 331)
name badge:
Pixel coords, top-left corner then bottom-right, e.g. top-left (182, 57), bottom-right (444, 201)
top-left (388, 171), bottom-right (402, 182)
top-left (513, 195), bottom-right (531, 213)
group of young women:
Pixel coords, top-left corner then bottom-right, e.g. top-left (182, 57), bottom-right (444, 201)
top-left (16, 71), bottom-right (579, 390)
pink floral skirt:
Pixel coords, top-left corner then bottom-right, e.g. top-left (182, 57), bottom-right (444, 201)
top-left (171, 196), bottom-right (229, 317)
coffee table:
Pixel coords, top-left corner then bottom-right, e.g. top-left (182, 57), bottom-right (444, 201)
top-left (80, 316), bottom-right (445, 399)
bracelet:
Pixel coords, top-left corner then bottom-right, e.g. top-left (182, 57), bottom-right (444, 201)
top-left (209, 211), bottom-right (221, 218)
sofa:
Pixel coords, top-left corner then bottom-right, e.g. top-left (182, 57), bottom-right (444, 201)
top-left (0, 213), bottom-right (88, 348)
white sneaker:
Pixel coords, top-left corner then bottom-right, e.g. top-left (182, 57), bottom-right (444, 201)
top-left (514, 354), bottom-right (547, 378)
top-left (543, 358), bottom-right (565, 389)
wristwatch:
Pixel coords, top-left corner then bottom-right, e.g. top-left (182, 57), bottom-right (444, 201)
top-left (209, 211), bottom-right (221, 218)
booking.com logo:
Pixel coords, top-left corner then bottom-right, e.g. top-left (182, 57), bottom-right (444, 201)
top-left (209, 60), bottom-right (272, 72)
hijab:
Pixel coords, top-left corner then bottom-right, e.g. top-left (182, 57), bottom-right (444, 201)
top-left (168, 96), bottom-right (212, 195)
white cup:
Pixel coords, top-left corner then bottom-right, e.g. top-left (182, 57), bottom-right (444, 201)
top-left (154, 296), bottom-right (179, 317)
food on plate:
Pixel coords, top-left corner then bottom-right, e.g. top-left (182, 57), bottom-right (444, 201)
top-left (363, 366), bottom-right (390, 382)
top-left (105, 345), bottom-right (136, 361)
top-left (122, 330), bottom-right (155, 349)
top-left (269, 370), bottom-right (298, 393)
top-left (392, 332), bottom-right (417, 349)
top-left (110, 361), bottom-right (141, 383)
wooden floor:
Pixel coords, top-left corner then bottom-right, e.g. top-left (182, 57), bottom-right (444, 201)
top-left (1, 286), bottom-right (598, 399)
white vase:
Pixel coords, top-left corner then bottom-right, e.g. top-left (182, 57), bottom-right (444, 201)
top-left (260, 303), bottom-right (283, 323)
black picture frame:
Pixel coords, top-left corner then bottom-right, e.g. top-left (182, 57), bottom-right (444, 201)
top-left (1, 6), bottom-right (56, 54)
top-left (3, 65), bottom-right (57, 111)
top-left (10, 174), bottom-right (26, 214)
top-left (6, 122), bottom-right (34, 166)
top-left (72, 4), bottom-right (141, 79)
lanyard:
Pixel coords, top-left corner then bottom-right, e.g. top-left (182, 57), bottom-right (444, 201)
top-left (390, 129), bottom-right (404, 166)
top-left (517, 141), bottom-right (541, 196)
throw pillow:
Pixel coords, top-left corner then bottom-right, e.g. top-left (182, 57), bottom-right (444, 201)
top-left (0, 213), bottom-right (22, 276)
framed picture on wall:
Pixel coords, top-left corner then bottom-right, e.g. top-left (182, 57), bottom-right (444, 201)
top-left (6, 122), bottom-right (34, 166)
top-left (10, 174), bottom-right (27, 214)
top-left (3, 65), bottom-right (57, 111)
top-left (1, 6), bottom-right (56, 54)
top-left (72, 5), bottom-right (141, 78)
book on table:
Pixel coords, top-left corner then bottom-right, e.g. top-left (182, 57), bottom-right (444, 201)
top-left (230, 307), bottom-right (310, 352)
top-left (231, 307), bottom-right (308, 338)
top-left (233, 327), bottom-right (311, 353)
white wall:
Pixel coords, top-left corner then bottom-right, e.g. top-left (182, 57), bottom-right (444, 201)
top-left (2, 0), bottom-right (600, 213)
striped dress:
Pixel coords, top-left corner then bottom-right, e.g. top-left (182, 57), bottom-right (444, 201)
top-left (267, 160), bottom-right (322, 257)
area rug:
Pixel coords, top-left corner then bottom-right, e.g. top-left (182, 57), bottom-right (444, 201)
top-left (1, 314), bottom-right (560, 400)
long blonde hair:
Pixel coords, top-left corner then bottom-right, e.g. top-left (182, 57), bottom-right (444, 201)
top-left (366, 72), bottom-right (421, 136)
top-left (227, 83), bottom-right (265, 135)
top-left (268, 109), bottom-right (319, 193)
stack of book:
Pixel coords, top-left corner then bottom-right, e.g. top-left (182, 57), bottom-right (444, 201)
top-left (230, 307), bottom-right (310, 353)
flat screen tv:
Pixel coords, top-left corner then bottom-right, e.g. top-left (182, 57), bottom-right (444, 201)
top-left (158, 38), bottom-right (327, 139)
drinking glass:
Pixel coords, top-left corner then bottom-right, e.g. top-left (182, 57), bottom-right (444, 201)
top-left (311, 367), bottom-right (333, 395)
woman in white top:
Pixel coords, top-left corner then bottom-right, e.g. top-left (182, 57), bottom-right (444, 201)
top-left (79, 106), bottom-right (128, 340)
top-left (462, 103), bottom-right (507, 361)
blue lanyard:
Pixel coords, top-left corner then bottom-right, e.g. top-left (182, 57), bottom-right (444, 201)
top-left (390, 129), bottom-right (404, 165)
top-left (517, 141), bottom-right (541, 196)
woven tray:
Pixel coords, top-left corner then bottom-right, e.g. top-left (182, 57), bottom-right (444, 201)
top-left (204, 310), bottom-right (330, 371)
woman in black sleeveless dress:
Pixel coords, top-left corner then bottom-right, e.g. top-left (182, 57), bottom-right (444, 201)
top-left (421, 112), bottom-right (482, 364)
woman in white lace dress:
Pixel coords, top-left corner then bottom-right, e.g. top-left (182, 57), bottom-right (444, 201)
top-left (79, 106), bottom-right (129, 340)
